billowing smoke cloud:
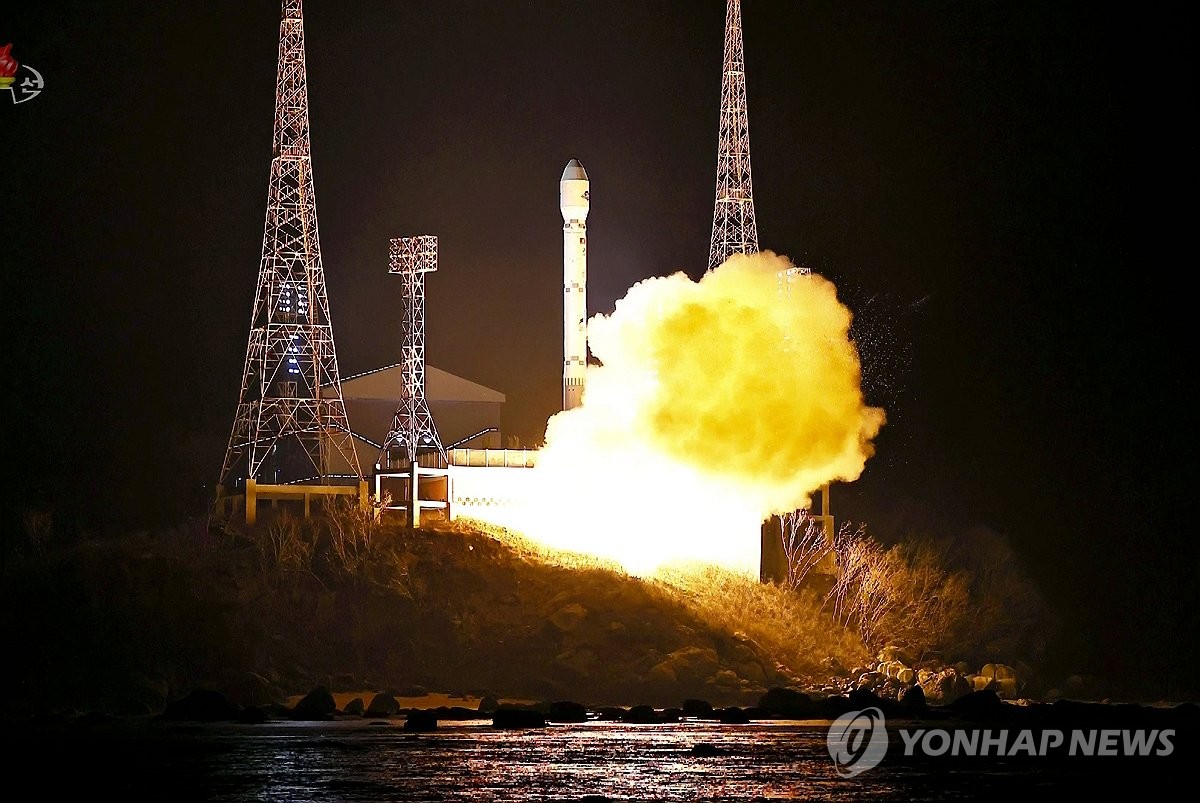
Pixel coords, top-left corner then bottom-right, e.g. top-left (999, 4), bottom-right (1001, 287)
top-left (469, 251), bottom-right (885, 577)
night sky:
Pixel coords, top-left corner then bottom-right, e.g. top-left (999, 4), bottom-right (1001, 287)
top-left (5, 2), bottom-right (1194, 697)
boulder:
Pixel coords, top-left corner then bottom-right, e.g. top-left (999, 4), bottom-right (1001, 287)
top-left (682, 698), bottom-right (714, 718)
top-left (856, 671), bottom-right (883, 691)
top-left (878, 646), bottom-right (915, 666)
top-left (547, 701), bottom-right (588, 723)
top-left (548, 603), bottom-right (588, 632)
top-left (477, 695), bottom-right (499, 715)
top-left (365, 693), bottom-right (401, 717)
top-left (343, 698), bottom-right (365, 716)
top-left (816, 695), bottom-right (857, 719)
top-left (757, 687), bottom-right (815, 719)
top-left (661, 647), bottom-right (721, 684)
top-left (949, 689), bottom-right (1006, 722)
top-left (716, 706), bottom-right (750, 724)
top-left (591, 706), bottom-right (626, 721)
top-left (900, 684), bottom-right (926, 712)
top-left (492, 706), bottom-right (547, 729)
top-left (821, 656), bottom-right (848, 676)
top-left (710, 669), bottom-right (741, 689)
top-left (433, 706), bottom-right (480, 720)
top-left (291, 686), bottom-right (337, 721)
top-left (648, 662), bottom-right (678, 684)
top-left (920, 669), bottom-right (971, 706)
top-left (624, 705), bottom-right (660, 724)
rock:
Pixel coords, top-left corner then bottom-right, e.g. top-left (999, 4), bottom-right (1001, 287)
top-left (682, 699), bottom-right (714, 718)
top-left (591, 706), bottom-right (626, 721)
top-left (994, 664), bottom-right (1016, 681)
top-left (816, 695), bottom-right (857, 719)
top-left (477, 695), bottom-right (499, 714)
top-left (343, 697), bottom-right (365, 716)
top-left (648, 662), bottom-right (678, 684)
top-left (547, 700), bottom-right (588, 723)
top-left (758, 687), bottom-right (815, 719)
top-left (878, 646), bottom-right (915, 666)
top-left (365, 693), bottom-right (401, 717)
top-left (920, 669), bottom-right (971, 706)
top-left (662, 647), bottom-right (721, 684)
top-left (737, 661), bottom-right (767, 685)
top-left (291, 686), bottom-right (337, 721)
top-left (403, 709), bottom-right (438, 732)
top-left (821, 656), bottom-right (847, 676)
top-left (949, 689), bottom-right (1006, 721)
top-left (711, 669), bottom-right (741, 688)
top-left (900, 684), bottom-right (926, 711)
top-left (897, 668), bottom-right (915, 685)
top-left (549, 603), bottom-right (588, 632)
top-left (716, 706), bottom-right (750, 724)
top-left (690, 742), bottom-right (728, 757)
top-left (624, 705), bottom-right (660, 724)
top-left (162, 689), bottom-right (239, 722)
top-left (995, 678), bottom-right (1018, 699)
top-left (432, 706), bottom-right (480, 720)
top-left (856, 671), bottom-right (883, 691)
top-left (492, 706), bottom-right (547, 729)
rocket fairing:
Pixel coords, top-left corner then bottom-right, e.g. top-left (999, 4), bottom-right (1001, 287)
top-left (560, 159), bottom-right (589, 410)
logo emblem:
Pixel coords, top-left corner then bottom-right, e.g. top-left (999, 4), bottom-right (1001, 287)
top-left (1, 43), bottom-right (45, 104)
top-left (827, 707), bottom-right (888, 777)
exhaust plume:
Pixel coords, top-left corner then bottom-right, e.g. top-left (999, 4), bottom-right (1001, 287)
top-left (471, 251), bottom-right (885, 577)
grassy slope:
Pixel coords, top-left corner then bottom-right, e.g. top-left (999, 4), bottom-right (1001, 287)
top-left (0, 512), bottom-right (868, 716)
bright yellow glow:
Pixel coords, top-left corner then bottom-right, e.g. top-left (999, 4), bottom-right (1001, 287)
top-left (465, 251), bottom-right (885, 577)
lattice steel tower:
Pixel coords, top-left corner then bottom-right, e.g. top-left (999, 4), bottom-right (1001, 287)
top-left (379, 236), bottom-right (447, 469)
top-left (220, 0), bottom-right (361, 489)
top-left (708, 0), bottom-right (759, 271)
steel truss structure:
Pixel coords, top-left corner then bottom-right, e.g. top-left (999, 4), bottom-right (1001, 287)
top-left (220, 0), bottom-right (361, 489)
top-left (379, 236), bottom-right (447, 468)
top-left (708, 0), bottom-right (760, 271)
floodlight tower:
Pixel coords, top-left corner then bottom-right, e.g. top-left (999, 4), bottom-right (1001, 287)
top-left (708, 0), bottom-right (760, 271)
top-left (219, 0), bottom-right (361, 489)
top-left (379, 236), bottom-right (447, 469)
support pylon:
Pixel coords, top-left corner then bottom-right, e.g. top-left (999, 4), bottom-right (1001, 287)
top-left (708, 0), bottom-right (760, 272)
top-left (220, 0), bottom-right (361, 490)
top-left (379, 236), bottom-right (447, 469)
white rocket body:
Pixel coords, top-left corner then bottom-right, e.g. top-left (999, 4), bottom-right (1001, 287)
top-left (560, 159), bottom-right (589, 410)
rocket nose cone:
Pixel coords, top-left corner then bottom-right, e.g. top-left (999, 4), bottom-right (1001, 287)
top-left (561, 158), bottom-right (588, 182)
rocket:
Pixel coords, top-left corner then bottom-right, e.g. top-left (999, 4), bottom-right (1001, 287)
top-left (560, 159), bottom-right (589, 410)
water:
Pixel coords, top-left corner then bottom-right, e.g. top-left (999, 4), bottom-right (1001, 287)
top-left (6, 717), bottom-right (1172, 800)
